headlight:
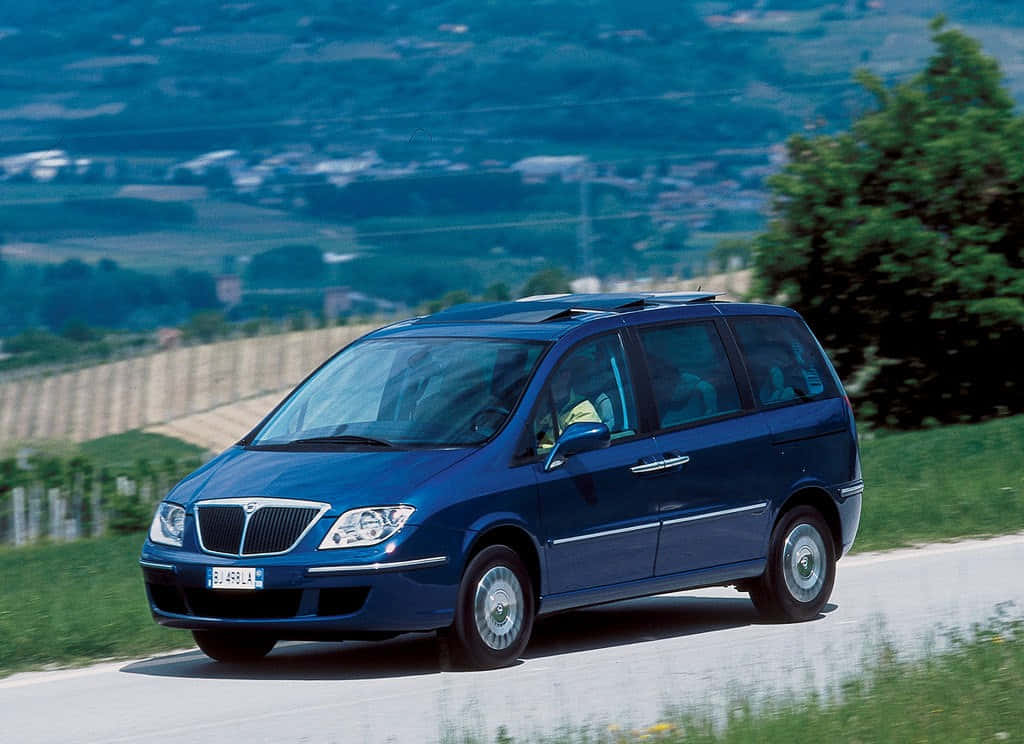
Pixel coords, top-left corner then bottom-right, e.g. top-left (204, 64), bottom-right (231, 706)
top-left (149, 502), bottom-right (185, 547)
top-left (318, 506), bottom-right (415, 549)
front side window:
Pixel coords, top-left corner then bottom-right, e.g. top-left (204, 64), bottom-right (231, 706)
top-left (530, 333), bottom-right (638, 454)
top-left (639, 321), bottom-right (743, 429)
top-left (729, 316), bottom-right (838, 407)
top-left (252, 338), bottom-right (545, 447)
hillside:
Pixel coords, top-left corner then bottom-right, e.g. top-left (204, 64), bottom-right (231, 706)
top-left (4, 1), bottom-right (1024, 158)
top-left (4, 1), bottom-right (1024, 312)
top-left (0, 324), bottom-right (372, 448)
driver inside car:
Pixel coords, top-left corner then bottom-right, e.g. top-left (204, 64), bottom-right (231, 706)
top-left (535, 357), bottom-right (601, 451)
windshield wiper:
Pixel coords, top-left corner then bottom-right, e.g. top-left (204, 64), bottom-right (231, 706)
top-left (286, 435), bottom-right (394, 447)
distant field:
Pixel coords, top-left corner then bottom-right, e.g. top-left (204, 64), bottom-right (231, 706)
top-left (686, 231), bottom-right (759, 253)
top-left (0, 185), bottom-right (360, 274)
top-left (147, 391), bottom-right (287, 453)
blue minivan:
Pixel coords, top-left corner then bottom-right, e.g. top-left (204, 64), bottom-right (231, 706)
top-left (141, 293), bottom-right (862, 668)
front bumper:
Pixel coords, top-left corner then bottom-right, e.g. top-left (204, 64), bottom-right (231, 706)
top-left (140, 533), bottom-right (461, 636)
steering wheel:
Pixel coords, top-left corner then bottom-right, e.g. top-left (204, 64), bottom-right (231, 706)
top-left (470, 406), bottom-right (511, 433)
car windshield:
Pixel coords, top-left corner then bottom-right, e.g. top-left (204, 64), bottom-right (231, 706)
top-left (251, 337), bottom-right (546, 448)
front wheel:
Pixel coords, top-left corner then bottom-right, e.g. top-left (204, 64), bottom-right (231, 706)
top-left (750, 506), bottom-right (835, 622)
top-left (446, 545), bottom-right (534, 669)
top-left (192, 630), bottom-right (276, 663)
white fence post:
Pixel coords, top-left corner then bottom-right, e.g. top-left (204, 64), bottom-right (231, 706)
top-left (28, 485), bottom-right (41, 542)
top-left (91, 481), bottom-right (105, 537)
top-left (64, 493), bottom-right (79, 541)
top-left (12, 486), bottom-right (26, 547)
top-left (48, 488), bottom-right (64, 540)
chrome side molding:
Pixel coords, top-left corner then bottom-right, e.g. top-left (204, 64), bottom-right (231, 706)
top-left (551, 501), bottom-right (770, 546)
top-left (139, 560), bottom-right (175, 572)
top-left (550, 521), bottom-right (660, 546)
top-left (307, 556), bottom-right (448, 574)
top-left (839, 482), bottom-right (865, 498)
top-left (661, 502), bottom-right (768, 527)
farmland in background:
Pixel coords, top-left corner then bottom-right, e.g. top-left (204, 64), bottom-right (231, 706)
top-left (0, 324), bottom-right (374, 447)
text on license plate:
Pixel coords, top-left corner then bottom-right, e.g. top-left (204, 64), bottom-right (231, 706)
top-left (206, 566), bottom-right (263, 590)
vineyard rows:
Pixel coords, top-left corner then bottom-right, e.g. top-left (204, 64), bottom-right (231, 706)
top-left (0, 324), bottom-right (374, 448)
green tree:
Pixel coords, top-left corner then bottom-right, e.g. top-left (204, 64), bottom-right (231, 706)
top-left (424, 289), bottom-right (472, 315)
top-left (246, 244), bottom-right (326, 286)
top-left (482, 282), bottom-right (512, 302)
top-left (183, 311), bottom-right (227, 343)
top-left (756, 18), bottom-right (1024, 428)
top-left (709, 238), bottom-right (752, 272)
top-left (519, 267), bottom-right (572, 298)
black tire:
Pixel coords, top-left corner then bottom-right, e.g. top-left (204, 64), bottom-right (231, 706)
top-left (750, 505), bottom-right (836, 622)
top-left (446, 545), bottom-right (535, 669)
top-left (192, 630), bottom-right (276, 663)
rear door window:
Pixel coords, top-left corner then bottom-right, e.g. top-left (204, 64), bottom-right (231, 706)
top-left (638, 321), bottom-right (743, 429)
top-left (729, 316), bottom-right (838, 407)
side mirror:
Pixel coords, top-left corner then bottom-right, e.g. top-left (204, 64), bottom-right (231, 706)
top-left (544, 422), bottom-right (610, 472)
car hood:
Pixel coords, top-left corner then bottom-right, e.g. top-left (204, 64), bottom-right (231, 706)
top-left (168, 445), bottom-right (474, 516)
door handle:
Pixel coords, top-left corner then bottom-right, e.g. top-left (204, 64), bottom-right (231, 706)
top-left (660, 453), bottom-right (690, 469)
top-left (630, 456), bottom-right (665, 474)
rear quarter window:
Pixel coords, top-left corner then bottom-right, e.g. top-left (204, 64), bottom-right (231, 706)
top-left (729, 316), bottom-right (838, 407)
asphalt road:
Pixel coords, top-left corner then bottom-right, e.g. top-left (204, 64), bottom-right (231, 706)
top-left (4, 534), bottom-right (1023, 744)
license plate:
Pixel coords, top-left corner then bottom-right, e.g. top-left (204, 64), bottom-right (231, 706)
top-left (206, 566), bottom-right (263, 590)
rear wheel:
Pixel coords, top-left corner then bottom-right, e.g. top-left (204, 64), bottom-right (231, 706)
top-left (446, 545), bottom-right (534, 669)
top-left (750, 505), bottom-right (835, 622)
top-left (192, 630), bottom-right (276, 663)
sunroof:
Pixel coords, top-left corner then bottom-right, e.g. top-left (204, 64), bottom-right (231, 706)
top-left (559, 295), bottom-right (648, 312)
top-left (414, 301), bottom-right (587, 324)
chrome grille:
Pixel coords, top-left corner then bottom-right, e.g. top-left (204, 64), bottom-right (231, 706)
top-left (197, 505), bottom-right (246, 554)
top-left (195, 498), bottom-right (329, 557)
top-left (243, 506), bottom-right (320, 555)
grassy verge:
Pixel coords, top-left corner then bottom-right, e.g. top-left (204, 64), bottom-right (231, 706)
top-left (447, 620), bottom-right (1023, 743)
top-left (78, 430), bottom-right (208, 471)
top-left (0, 533), bottom-right (187, 676)
top-left (854, 415), bottom-right (1024, 552)
top-left (2, 430), bottom-right (207, 473)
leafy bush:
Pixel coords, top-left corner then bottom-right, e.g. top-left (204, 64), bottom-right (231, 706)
top-left (756, 20), bottom-right (1024, 427)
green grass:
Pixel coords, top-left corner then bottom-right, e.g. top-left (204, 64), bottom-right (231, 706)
top-left (78, 430), bottom-right (207, 472)
top-left (691, 623), bottom-right (1024, 744)
top-left (3, 430), bottom-right (207, 474)
top-left (446, 620), bottom-right (1024, 743)
top-left (0, 533), bottom-right (187, 675)
top-left (854, 415), bottom-right (1024, 552)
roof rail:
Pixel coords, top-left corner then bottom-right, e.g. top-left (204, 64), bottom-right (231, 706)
top-left (413, 292), bottom-right (724, 325)
top-left (644, 291), bottom-right (721, 304)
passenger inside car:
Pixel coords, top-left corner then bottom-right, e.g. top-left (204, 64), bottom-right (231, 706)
top-left (760, 364), bottom-right (797, 404)
top-left (663, 371), bottom-right (718, 426)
